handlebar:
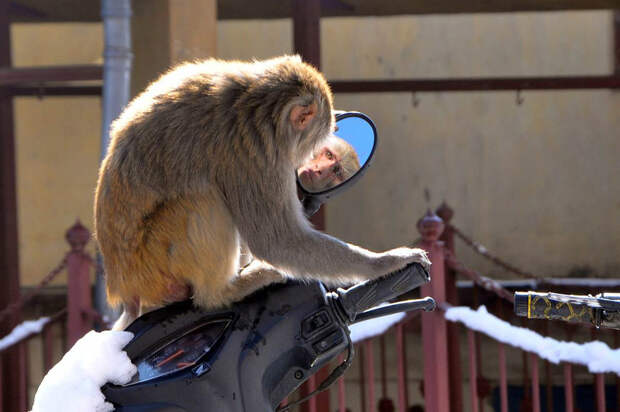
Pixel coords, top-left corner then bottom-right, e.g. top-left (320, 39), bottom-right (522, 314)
top-left (514, 291), bottom-right (620, 329)
top-left (514, 291), bottom-right (597, 324)
top-left (334, 262), bottom-right (430, 323)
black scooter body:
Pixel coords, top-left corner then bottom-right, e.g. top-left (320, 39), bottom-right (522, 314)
top-left (103, 281), bottom-right (348, 411)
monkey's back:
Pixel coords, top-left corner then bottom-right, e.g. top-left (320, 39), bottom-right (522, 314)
top-left (94, 56), bottom-right (334, 308)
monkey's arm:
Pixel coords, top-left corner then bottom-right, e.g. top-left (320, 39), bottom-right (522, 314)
top-left (232, 177), bottom-right (430, 284)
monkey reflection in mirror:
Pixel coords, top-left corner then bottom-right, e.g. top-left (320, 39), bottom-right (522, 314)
top-left (94, 56), bottom-right (430, 330)
top-left (297, 135), bottom-right (361, 193)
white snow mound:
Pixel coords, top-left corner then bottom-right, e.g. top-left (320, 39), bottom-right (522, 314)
top-left (32, 330), bottom-right (136, 412)
top-left (446, 305), bottom-right (620, 376)
top-left (0, 317), bottom-right (50, 351)
top-left (349, 311), bottom-right (405, 343)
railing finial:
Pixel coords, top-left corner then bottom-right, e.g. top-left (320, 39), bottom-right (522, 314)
top-left (417, 209), bottom-right (445, 242)
top-left (65, 219), bottom-right (90, 251)
top-left (436, 201), bottom-right (453, 223)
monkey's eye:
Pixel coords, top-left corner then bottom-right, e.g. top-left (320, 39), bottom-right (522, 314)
top-left (325, 150), bottom-right (334, 160)
top-left (332, 164), bottom-right (343, 177)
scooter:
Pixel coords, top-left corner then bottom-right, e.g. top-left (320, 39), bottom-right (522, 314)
top-left (102, 111), bottom-right (436, 411)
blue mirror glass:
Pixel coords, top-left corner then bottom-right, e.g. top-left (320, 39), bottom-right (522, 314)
top-left (297, 112), bottom-right (377, 194)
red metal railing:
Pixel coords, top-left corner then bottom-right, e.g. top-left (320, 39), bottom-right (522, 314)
top-left (329, 205), bottom-right (615, 412)
top-left (0, 221), bottom-right (97, 410)
top-left (3, 210), bottom-right (617, 412)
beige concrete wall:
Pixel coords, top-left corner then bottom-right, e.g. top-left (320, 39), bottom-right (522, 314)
top-left (321, 12), bottom-right (620, 279)
top-left (12, 23), bottom-right (102, 286)
top-left (217, 11), bottom-right (619, 279)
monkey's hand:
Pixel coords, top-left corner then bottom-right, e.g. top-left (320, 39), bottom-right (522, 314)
top-left (373, 247), bottom-right (431, 277)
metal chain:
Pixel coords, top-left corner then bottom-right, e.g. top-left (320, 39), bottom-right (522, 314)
top-left (0, 252), bottom-right (70, 324)
top-left (449, 224), bottom-right (542, 281)
top-left (445, 250), bottom-right (515, 304)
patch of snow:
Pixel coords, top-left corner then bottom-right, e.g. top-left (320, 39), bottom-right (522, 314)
top-left (0, 317), bottom-right (50, 352)
top-left (446, 305), bottom-right (620, 375)
top-left (32, 330), bottom-right (136, 412)
top-left (349, 311), bottom-right (405, 343)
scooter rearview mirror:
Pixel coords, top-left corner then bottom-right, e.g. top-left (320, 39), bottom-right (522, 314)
top-left (297, 111), bottom-right (377, 217)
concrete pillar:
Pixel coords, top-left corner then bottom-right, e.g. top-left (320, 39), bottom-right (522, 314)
top-left (131, 0), bottom-right (217, 97)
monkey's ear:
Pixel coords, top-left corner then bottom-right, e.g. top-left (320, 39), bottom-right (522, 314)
top-left (290, 103), bottom-right (317, 131)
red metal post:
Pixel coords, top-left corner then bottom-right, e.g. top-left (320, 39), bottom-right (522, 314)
top-left (615, 11), bottom-right (620, 75)
top-left (307, 374), bottom-right (317, 412)
top-left (498, 343), bottom-right (508, 412)
top-left (595, 374), bottom-right (606, 412)
top-left (418, 210), bottom-right (451, 412)
top-left (43, 323), bottom-right (54, 373)
top-left (436, 203), bottom-right (463, 412)
top-left (530, 353), bottom-right (541, 412)
top-left (0, 1), bottom-right (26, 410)
top-left (380, 335), bottom-right (387, 399)
top-left (293, 6), bottom-right (328, 409)
top-left (338, 354), bottom-right (346, 412)
top-left (467, 329), bottom-right (479, 412)
top-left (396, 324), bottom-right (407, 412)
top-left (365, 339), bottom-right (376, 412)
top-left (564, 364), bottom-right (574, 412)
top-left (22, 341), bottom-right (29, 409)
top-left (66, 221), bottom-right (93, 347)
top-left (359, 344), bottom-right (367, 412)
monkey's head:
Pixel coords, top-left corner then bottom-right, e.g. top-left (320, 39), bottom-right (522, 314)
top-left (246, 55), bottom-right (335, 169)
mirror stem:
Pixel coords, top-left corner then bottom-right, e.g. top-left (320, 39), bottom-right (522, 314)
top-left (302, 196), bottom-right (323, 218)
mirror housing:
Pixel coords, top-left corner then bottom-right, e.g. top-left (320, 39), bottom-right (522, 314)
top-left (297, 111), bottom-right (378, 217)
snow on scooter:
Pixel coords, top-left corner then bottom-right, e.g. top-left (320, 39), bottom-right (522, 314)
top-left (102, 112), bottom-right (436, 411)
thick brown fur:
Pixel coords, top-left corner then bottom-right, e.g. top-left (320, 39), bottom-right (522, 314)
top-left (94, 56), bottom-right (429, 329)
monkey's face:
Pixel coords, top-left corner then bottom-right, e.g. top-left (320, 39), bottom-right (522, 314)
top-left (297, 145), bottom-right (346, 192)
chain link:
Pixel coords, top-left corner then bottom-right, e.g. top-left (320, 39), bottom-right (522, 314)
top-left (0, 252), bottom-right (70, 324)
top-left (445, 250), bottom-right (515, 304)
top-left (449, 224), bottom-right (543, 281)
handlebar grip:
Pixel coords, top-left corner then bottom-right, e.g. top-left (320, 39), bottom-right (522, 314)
top-left (336, 263), bottom-right (430, 323)
top-left (514, 291), bottom-right (596, 324)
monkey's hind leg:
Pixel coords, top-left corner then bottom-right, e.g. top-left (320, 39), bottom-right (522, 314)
top-left (219, 260), bottom-right (288, 304)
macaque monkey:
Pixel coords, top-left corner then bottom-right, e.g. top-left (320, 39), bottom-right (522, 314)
top-left (94, 56), bottom-right (430, 330)
top-left (297, 135), bottom-right (361, 192)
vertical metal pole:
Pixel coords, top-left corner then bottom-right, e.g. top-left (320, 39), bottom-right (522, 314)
top-left (467, 329), bottom-right (479, 412)
top-left (564, 364), bottom-right (574, 412)
top-left (66, 222), bottom-right (93, 346)
top-left (307, 374), bottom-right (317, 412)
top-left (545, 360), bottom-right (553, 412)
top-left (615, 331), bottom-right (620, 412)
top-left (338, 354), bottom-right (347, 412)
top-left (293, 3), bottom-right (331, 410)
top-left (0, 2), bottom-right (25, 410)
top-left (614, 11), bottom-right (620, 75)
top-left (380, 335), bottom-right (387, 399)
top-left (418, 210), bottom-right (451, 412)
top-left (530, 353), bottom-right (541, 412)
top-left (365, 339), bottom-right (376, 412)
top-left (359, 344), bottom-right (367, 412)
top-left (23, 341), bottom-right (29, 409)
top-left (437, 203), bottom-right (463, 412)
top-left (396, 324), bottom-right (407, 412)
top-left (498, 343), bottom-right (508, 412)
top-left (96, 0), bottom-right (133, 323)
top-left (595, 374), bottom-right (606, 412)
top-left (42, 324), bottom-right (54, 373)
top-left (544, 321), bottom-right (553, 412)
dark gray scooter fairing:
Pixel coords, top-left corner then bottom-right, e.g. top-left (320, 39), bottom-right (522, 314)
top-left (103, 281), bottom-right (348, 411)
